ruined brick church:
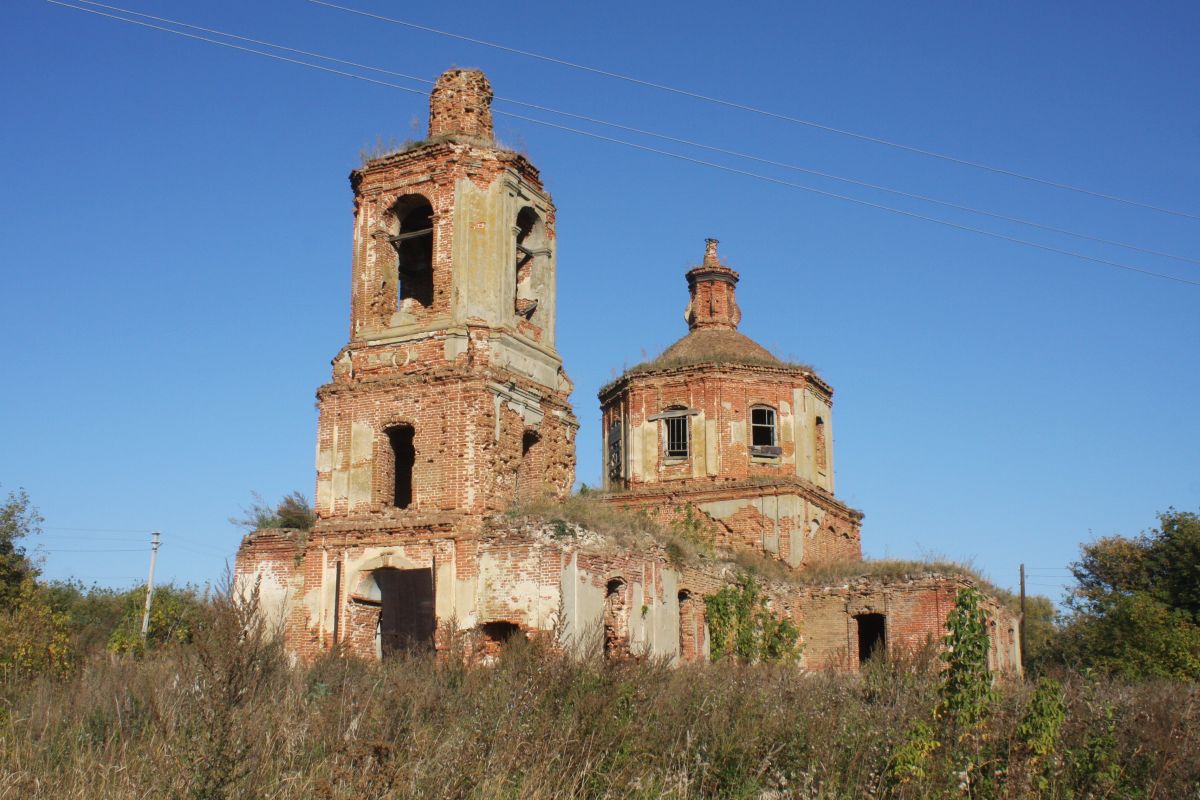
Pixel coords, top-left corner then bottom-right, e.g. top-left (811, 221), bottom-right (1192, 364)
top-left (237, 69), bottom-right (1022, 674)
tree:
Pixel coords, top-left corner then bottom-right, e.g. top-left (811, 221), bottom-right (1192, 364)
top-left (1056, 509), bottom-right (1200, 680)
top-left (0, 486), bottom-right (42, 611)
top-left (0, 578), bottom-right (73, 679)
top-left (937, 587), bottom-right (996, 730)
top-left (229, 491), bottom-right (315, 530)
top-left (1021, 594), bottom-right (1060, 674)
top-left (44, 580), bottom-right (128, 658)
top-left (108, 584), bottom-right (205, 656)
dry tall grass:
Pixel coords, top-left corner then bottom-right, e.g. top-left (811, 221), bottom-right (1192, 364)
top-left (1, 596), bottom-right (1196, 800)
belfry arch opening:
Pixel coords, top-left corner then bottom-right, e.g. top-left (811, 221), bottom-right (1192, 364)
top-left (374, 567), bottom-right (436, 658)
top-left (855, 613), bottom-right (886, 665)
top-left (390, 194), bottom-right (434, 310)
top-left (385, 424), bottom-right (415, 509)
top-left (514, 207), bottom-right (546, 320)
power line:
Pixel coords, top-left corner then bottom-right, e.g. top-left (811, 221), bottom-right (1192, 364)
top-left (502, 112), bottom-right (1200, 287)
top-left (62, 575), bottom-right (146, 581)
top-left (42, 525), bottom-right (156, 532)
top-left (172, 541), bottom-right (236, 559)
top-left (43, 527), bottom-right (230, 547)
top-left (307, 0), bottom-right (1200, 223)
top-left (45, 0), bottom-right (1200, 287)
top-left (67, 0), bottom-right (1200, 267)
top-left (39, 547), bottom-right (147, 553)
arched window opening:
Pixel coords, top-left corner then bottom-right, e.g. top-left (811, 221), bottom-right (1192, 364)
top-left (603, 578), bottom-right (628, 659)
top-left (750, 405), bottom-right (780, 457)
top-left (814, 416), bottom-right (828, 472)
top-left (386, 424), bottom-right (415, 509)
top-left (514, 428), bottom-right (542, 503)
top-left (375, 567), bottom-right (436, 658)
top-left (514, 207), bottom-right (547, 320)
top-left (390, 195), bottom-right (434, 309)
top-left (678, 590), bottom-right (702, 663)
top-left (855, 613), bottom-right (886, 665)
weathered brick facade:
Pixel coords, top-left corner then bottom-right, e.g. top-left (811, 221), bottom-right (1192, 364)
top-left (598, 240), bottom-right (862, 569)
top-left (236, 69), bottom-right (1022, 676)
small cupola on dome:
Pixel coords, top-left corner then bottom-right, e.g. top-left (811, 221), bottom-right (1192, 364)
top-left (685, 238), bottom-right (741, 331)
top-left (428, 68), bottom-right (494, 141)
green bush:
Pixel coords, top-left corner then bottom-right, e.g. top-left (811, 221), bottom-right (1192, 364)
top-left (107, 584), bottom-right (204, 656)
top-left (704, 574), bottom-right (800, 664)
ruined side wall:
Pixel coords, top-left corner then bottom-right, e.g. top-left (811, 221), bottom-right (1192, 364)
top-left (234, 529), bottom-right (307, 655)
top-left (238, 524), bottom-right (1019, 679)
top-left (797, 577), bottom-right (1023, 676)
top-left (275, 522), bottom-right (700, 664)
top-left (604, 485), bottom-right (862, 571)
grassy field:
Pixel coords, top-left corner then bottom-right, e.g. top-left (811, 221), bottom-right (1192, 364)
top-left (1, 589), bottom-right (1196, 799)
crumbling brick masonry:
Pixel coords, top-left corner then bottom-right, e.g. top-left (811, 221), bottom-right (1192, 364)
top-left (236, 69), bottom-right (1022, 676)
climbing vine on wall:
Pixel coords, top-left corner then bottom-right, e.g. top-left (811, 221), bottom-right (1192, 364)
top-left (704, 574), bottom-right (800, 664)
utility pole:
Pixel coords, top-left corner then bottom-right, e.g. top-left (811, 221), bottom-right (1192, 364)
top-left (140, 531), bottom-right (161, 639)
top-left (1019, 563), bottom-right (1026, 674)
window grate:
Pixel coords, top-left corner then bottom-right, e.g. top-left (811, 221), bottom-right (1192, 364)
top-left (664, 415), bottom-right (689, 459)
top-left (607, 422), bottom-right (623, 479)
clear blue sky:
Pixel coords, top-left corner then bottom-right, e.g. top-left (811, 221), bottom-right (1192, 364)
top-left (2, 0), bottom-right (1197, 602)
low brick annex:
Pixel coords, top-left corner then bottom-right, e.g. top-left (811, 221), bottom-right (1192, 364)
top-left (235, 68), bottom-right (1022, 676)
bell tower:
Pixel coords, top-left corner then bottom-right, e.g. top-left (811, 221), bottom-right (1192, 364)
top-left (314, 68), bottom-right (577, 522)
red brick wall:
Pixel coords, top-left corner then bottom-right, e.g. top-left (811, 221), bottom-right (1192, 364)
top-left (603, 368), bottom-right (828, 485)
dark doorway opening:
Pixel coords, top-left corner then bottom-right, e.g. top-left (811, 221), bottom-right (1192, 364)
top-left (481, 620), bottom-right (522, 644)
top-left (376, 567), bottom-right (435, 657)
top-left (479, 621), bottom-right (524, 659)
top-left (387, 425), bottom-right (415, 509)
top-left (856, 613), bottom-right (886, 664)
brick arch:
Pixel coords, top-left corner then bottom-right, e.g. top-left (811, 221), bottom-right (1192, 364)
top-left (346, 551), bottom-right (429, 599)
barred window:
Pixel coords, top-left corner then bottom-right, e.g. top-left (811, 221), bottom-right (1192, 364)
top-left (663, 414), bottom-right (690, 459)
top-left (607, 421), bottom-right (623, 480)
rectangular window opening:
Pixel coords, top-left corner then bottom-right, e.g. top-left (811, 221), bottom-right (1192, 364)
top-left (387, 425), bottom-right (415, 509)
top-left (751, 407), bottom-right (777, 450)
top-left (664, 415), bottom-right (690, 459)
